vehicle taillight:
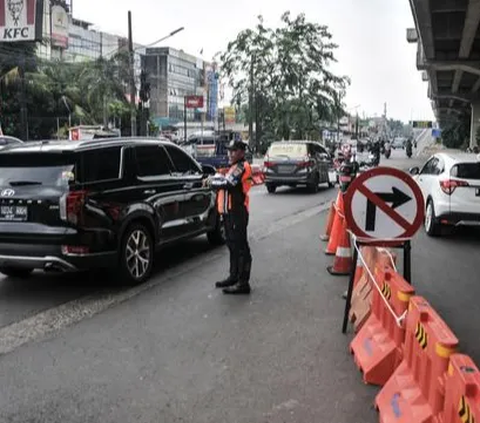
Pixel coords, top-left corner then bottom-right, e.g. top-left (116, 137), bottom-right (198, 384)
top-left (263, 160), bottom-right (275, 168)
top-left (439, 179), bottom-right (469, 195)
top-left (298, 158), bottom-right (315, 168)
top-left (60, 190), bottom-right (88, 224)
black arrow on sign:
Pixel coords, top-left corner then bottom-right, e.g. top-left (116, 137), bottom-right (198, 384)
top-left (365, 187), bottom-right (412, 232)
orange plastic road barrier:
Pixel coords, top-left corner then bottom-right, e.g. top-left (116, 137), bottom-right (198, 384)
top-left (349, 248), bottom-right (397, 333)
top-left (325, 191), bottom-right (345, 256)
top-left (442, 354), bottom-right (480, 423)
top-left (353, 255), bottom-right (364, 288)
top-left (250, 164), bottom-right (265, 185)
top-left (327, 215), bottom-right (352, 276)
top-left (375, 296), bottom-right (459, 423)
top-left (320, 191), bottom-right (340, 242)
top-left (350, 268), bottom-right (414, 386)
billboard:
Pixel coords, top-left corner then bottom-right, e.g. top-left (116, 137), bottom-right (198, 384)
top-left (185, 95), bottom-right (204, 109)
top-left (0, 0), bottom-right (44, 42)
top-left (206, 63), bottom-right (218, 122)
top-left (411, 120), bottom-right (433, 129)
top-left (224, 106), bottom-right (235, 124)
top-left (51, 3), bottom-right (68, 48)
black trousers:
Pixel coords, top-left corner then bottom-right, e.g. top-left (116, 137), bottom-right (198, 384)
top-left (223, 207), bottom-right (252, 283)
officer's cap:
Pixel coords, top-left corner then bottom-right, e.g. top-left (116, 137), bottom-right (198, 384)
top-left (226, 140), bottom-right (247, 151)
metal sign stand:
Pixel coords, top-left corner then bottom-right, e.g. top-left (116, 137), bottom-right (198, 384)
top-left (342, 238), bottom-right (412, 334)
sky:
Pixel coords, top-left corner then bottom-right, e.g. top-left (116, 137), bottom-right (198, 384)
top-left (74, 0), bottom-right (435, 123)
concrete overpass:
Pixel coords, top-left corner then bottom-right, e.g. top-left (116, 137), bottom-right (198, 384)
top-left (407, 0), bottom-right (480, 147)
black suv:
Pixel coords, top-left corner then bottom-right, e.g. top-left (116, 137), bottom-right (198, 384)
top-left (263, 141), bottom-right (334, 193)
top-left (0, 138), bottom-right (223, 284)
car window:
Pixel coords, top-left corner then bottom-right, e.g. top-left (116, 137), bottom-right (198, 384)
top-left (433, 158), bottom-right (444, 175)
top-left (451, 162), bottom-right (480, 179)
top-left (135, 145), bottom-right (173, 177)
top-left (268, 143), bottom-right (307, 158)
top-left (79, 147), bottom-right (122, 183)
top-left (420, 157), bottom-right (439, 175)
top-left (0, 153), bottom-right (76, 187)
top-left (165, 145), bottom-right (202, 175)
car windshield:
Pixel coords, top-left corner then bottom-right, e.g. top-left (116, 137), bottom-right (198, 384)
top-left (0, 153), bottom-right (76, 187)
top-left (451, 162), bottom-right (480, 180)
top-left (268, 143), bottom-right (307, 158)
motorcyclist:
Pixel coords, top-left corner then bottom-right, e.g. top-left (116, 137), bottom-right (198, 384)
top-left (369, 140), bottom-right (381, 166)
top-left (405, 138), bottom-right (413, 157)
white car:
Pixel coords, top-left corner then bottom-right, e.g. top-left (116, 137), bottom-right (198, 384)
top-left (409, 152), bottom-right (480, 236)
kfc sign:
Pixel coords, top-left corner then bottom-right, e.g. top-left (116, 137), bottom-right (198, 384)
top-left (185, 95), bottom-right (204, 109)
top-left (0, 0), bottom-right (44, 42)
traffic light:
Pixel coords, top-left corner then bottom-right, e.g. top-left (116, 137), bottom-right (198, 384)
top-left (139, 70), bottom-right (150, 103)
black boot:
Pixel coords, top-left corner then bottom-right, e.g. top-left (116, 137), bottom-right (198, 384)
top-left (222, 281), bottom-right (251, 295)
top-left (215, 277), bottom-right (237, 288)
top-left (223, 257), bottom-right (251, 295)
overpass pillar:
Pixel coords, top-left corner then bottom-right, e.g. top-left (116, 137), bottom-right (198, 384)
top-left (470, 101), bottom-right (480, 148)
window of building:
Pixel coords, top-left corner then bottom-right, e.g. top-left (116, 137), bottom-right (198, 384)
top-left (135, 145), bottom-right (173, 177)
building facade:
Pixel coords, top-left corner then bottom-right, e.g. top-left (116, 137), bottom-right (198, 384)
top-left (142, 47), bottom-right (218, 128)
top-left (36, 2), bottom-right (143, 103)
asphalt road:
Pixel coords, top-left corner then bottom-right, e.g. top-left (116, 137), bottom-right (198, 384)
top-left (0, 147), bottom-right (479, 423)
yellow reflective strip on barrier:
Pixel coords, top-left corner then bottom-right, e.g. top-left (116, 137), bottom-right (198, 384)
top-left (448, 362), bottom-right (454, 376)
top-left (436, 343), bottom-right (456, 358)
top-left (397, 291), bottom-right (412, 303)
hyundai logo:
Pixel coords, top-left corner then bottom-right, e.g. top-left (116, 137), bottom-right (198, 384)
top-left (0, 189), bottom-right (15, 197)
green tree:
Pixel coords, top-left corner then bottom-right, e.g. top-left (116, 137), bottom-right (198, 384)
top-left (219, 12), bottom-right (349, 148)
top-left (441, 114), bottom-right (470, 149)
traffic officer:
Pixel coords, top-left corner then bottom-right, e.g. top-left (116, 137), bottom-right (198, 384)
top-left (205, 140), bottom-right (253, 295)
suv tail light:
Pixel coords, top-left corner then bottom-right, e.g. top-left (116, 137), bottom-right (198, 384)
top-left (263, 158), bottom-right (275, 168)
top-left (60, 190), bottom-right (88, 224)
top-left (439, 179), bottom-right (469, 195)
top-left (297, 157), bottom-right (315, 168)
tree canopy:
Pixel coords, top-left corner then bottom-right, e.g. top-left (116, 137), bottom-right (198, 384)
top-left (0, 46), bottom-right (131, 140)
top-left (219, 12), bottom-right (350, 150)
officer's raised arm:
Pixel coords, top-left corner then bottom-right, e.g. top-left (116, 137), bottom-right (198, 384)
top-left (209, 162), bottom-right (245, 191)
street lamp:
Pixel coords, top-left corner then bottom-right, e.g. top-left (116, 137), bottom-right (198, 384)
top-left (141, 27), bottom-right (185, 49)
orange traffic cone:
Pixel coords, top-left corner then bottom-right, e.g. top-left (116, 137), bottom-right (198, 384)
top-left (325, 192), bottom-right (344, 255)
top-left (320, 192), bottom-right (339, 241)
top-left (327, 217), bottom-right (352, 276)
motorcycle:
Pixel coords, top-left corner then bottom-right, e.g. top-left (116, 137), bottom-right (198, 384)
top-left (384, 148), bottom-right (391, 159)
top-left (406, 146), bottom-right (412, 158)
top-left (368, 152), bottom-right (380, 167)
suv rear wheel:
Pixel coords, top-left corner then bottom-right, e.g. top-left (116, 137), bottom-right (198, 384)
top-left (266, 184), bottom-right (277, 194)
top-left (0, 267), bottom-right (33, 278)
top-left (118, 223), bottom-right (154, 285)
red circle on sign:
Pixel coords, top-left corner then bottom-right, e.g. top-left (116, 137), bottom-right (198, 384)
top-left (343, 166), bottom-right (425, 240)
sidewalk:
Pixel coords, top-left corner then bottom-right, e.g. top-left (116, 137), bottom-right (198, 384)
top-left (0, 210), bottom-right (378, 423)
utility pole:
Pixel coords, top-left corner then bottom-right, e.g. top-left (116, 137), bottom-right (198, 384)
top-left (128, 11), bottom-right (137, 137)
top-left (248, 55), bottom-right (254, 152)
top-left (19, 52), bottom-right (28, 141)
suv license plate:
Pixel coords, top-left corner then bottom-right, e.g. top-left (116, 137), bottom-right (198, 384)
top-left (476, 188), bottom-right (480, 197)
top-left (0, 205), bottom-right (28, 221)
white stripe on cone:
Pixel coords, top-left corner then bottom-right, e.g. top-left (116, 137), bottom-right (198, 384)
top-left (336, 247), bottom-right (351, 258)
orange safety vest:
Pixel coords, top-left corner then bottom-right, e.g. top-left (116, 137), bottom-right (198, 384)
top-left (216, 161), bottom-right (252, 214)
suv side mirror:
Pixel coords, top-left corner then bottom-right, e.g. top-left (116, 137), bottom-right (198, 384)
top-left (409, 166), bottom-right (420, 175)
top-left (202, 164), bottom-right (216, 175)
